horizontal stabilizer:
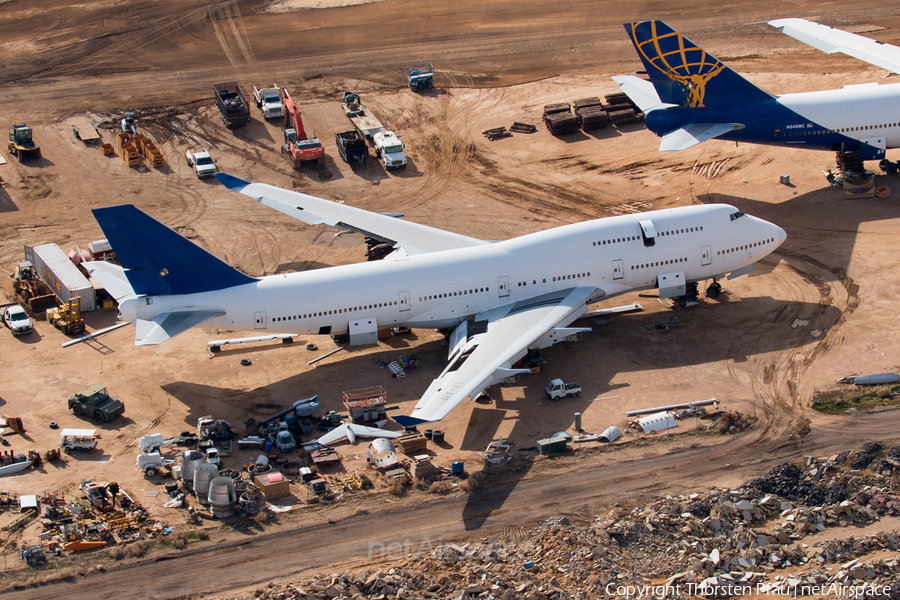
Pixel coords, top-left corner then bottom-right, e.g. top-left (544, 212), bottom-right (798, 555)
top-left (611, 75), bottom-right (675, 113)
top-left (769, 18), bottom-right (900, 75)
top-left (135, 310), bottom-right (224, 346)
top-left (659, 122), bottom-right (745, 151)
top-left (83, 261), bottom-right (136, 302)
top-left (392, 415), bottom-right (431, 428)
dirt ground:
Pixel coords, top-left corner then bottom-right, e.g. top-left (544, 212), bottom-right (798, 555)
top-left (3, 0), bottom-right (900, 597)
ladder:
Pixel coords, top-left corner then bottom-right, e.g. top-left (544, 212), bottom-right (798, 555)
top-left (388, 361), bottom-right (405, 378)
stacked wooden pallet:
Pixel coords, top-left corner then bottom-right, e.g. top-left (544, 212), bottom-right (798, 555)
top-left (543, 103), bottom-right (579, 135)
top-left (573, 97), bottom-right (608, 130)
top-left (482, 126), bottom-right (512, 141)
top-left (604, 92), bottom-right (642, 125)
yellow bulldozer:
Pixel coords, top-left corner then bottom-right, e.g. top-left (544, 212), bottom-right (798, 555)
top-left (47, 297), bottom-right (85, 336)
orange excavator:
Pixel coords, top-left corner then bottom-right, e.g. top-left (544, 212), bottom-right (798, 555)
top-left (280, 88), bottom-right (324, 167)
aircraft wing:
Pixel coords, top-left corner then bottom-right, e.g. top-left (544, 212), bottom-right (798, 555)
top-left (216, 173), bottom-right (487, 255)
top-left (611, 75), bottom-right (677, 113)
top-left (769, 18), bottom-right (900, 75)
top-left (394, 287), bottom-right (596, 426)
top-left (659, 122), bottom-right (745, 152)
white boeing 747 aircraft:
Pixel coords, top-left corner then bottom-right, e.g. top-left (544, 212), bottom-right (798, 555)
top-left (85, 173), bottom-right (785, 426)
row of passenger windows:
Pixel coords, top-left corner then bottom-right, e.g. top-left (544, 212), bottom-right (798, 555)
top-left (785, 123), bottom-right (898, 137)
top-left (630, 257), bottom-right (686, 270)
top-left (420, 287), bottom-right (488, 302)
top-left (272, 301), bottom-right (398, 322)
top-left (591, 225), bottom-right (703, 246)
top-left (717, 237), bottom-right (775, 256)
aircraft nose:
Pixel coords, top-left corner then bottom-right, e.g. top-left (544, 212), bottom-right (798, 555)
top-left (772, 222), bottom-right (787, 247)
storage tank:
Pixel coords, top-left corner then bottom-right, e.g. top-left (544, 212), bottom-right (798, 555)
top-left (208, 476), bottom-right (236, 518)
top-left (193, 463), bottom-right (219, 504)
top-left (180, 450), bottom-right (204, 490)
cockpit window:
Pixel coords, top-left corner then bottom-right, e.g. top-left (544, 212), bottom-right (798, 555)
top-left (730, 211), bottom-right (746, 221)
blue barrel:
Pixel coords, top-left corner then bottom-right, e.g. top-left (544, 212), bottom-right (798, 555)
top-left (451, 461), bottom-right (464, 474)
top-left (284, 415), bottom-right (298, 426)
top-left (265, 441), bottom-right (273, 452)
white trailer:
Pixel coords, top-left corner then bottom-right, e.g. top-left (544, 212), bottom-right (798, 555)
top-left (24, 244), bottom-right (96, 311)
top-left (348, 112), bottom-right (385, 141)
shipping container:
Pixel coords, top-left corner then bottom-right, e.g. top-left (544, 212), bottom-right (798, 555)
top-left (24, 244), bottom-right (96, 311)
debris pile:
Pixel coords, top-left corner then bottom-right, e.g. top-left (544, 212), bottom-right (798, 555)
top-left (214, 444), bottom-right (900, 600)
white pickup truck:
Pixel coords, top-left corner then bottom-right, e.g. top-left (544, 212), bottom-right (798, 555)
top-left (373, 129), bottom-right (407, 169)
top-left (253, 85), bottom-right (284, 119)
top-left (185, 149), bottom-right (217, 178)
top-left (3, 304), bottom-right (33, 336)
top-left (545, 378), bottom-right (581, 400)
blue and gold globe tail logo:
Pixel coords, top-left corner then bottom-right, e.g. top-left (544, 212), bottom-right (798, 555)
top-left (629, 21), bottom-right (726, 108)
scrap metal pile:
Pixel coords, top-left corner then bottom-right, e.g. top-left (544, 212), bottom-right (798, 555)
top-left (32, 482), bottom-right (169, 556)
top-left (214, 443), bottom-right (900, 600)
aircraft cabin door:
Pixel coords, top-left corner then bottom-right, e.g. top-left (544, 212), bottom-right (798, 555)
top-left (254, 311), bottom-right (267, 330)
top-left (399, 291), bottom-right (410, 312)
top-left (498, 276), bottom-right (510, 297)
top-left (612, 259), bottom-right (624, 280)
top-left (701, 245), bottom-right (711, 266)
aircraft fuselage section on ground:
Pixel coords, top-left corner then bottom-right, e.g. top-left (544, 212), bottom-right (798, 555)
top-left (122, 204), bottom-right (783, 337)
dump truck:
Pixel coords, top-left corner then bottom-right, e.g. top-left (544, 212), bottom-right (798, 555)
top-left (407, 63), bottom-right (434, 90)
top-left (214, 82), bottom-right (251, 127)
top-left (335, 130), bottom-right (368, 168)
top-left (185, 148), bottom-right (217, 178)
top-left (8, 123), bottom-right (41, 161)
top-left (544, 379), bottom-right (581, 400)
top-left (68, 385), bottom-right (125, 423)
top-left (253, 85), bottom-right (284, 119)
top-left (373, 130), bottom-right (407, 169)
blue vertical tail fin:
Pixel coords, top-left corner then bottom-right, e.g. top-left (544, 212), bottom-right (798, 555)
top-left (92, 205), bottom-right (257, 296)
top-left (624, 21), bottom-right (772, 108)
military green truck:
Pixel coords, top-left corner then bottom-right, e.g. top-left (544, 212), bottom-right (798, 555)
top-left (68, 386), bottom-right (125, 423)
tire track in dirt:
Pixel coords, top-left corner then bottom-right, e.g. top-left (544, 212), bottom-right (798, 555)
top-left (208, 0), bottom-right (258, 70)
top-left (717, 247), bottom-right (859, 459)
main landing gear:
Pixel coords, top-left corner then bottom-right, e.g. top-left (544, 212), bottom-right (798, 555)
top-left (706, 280), bottom-right (722, 299)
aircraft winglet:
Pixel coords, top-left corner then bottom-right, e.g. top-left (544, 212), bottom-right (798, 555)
top-left (215, 173), bottom-right (251, 191)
